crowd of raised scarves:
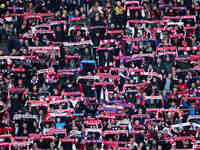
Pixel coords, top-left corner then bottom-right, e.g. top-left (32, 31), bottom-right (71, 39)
top-left (1, 0), bottom-right (200, 150)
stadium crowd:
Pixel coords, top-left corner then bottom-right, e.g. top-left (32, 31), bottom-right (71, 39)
top-left (1, 0), bottom-right (200, 149)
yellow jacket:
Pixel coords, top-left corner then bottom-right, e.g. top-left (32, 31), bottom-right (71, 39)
top-left (115, 6), bottom-right (124, 15)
